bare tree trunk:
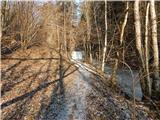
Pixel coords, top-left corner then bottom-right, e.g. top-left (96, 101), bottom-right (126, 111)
top-left (120, 2), bottom-right (129, 45)
top-left (102, 0), bottom-right (107, 72)
top-left (94, 6), bottom-right (101, 62)
top-left (85, 1), bottom-right (92, 63)
top-left (57, 27), bottom-right (60, 50)
top-left (145, 3), bottom-right (151, 96)
top-left (119, 2), bottom-right (129, 67)
top-left (150, 0), bottom-right (159, 77)
top-left (150, 0), bottom-right (160, 96)
top-left (85, 2), bottom-right (92, 63)
top-left (0, 5), bottom-right (2, 55)
top-left (111, 58), bottom-right (118, 86)
top-left (134, 0), bottom-right (147, 100)
top-left (83, 37), bottom-right (87, 61)
top-left (134, 0), bottom-right (144, 66)
top-left (89, 43), bottom-right (93, 63)
top-left (63, 2), bottom-right (67, 52)
top-left (0, 4), bottom-right (1, 32)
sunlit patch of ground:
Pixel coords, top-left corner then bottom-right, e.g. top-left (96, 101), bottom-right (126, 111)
top-left (1, 44), bottom-right (60, 120)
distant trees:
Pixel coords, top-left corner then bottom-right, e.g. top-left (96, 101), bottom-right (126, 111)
top-left (1, 1), bottom-right (40, 49)
top-left (78, 1), bottom-right (160, 100)
top-left (1, 1), bottom-right (17, 46)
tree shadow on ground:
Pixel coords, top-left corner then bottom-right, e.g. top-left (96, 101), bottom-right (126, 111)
top-left (1, 61), bottom-right (77, 108)
top-left (37, 53), bottom-right (78, 120)
top-left (1, 57), bottom-right (52, 96)
top-left (1, 50), bottom-right (56, 119)
top-left (1, 43), bottom-right (78, 120)
top-left (1, 55), bottom-right (77, 120)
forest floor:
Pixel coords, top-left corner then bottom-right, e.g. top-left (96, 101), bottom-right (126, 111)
top-left (1, 43), bottom-right (158, 120)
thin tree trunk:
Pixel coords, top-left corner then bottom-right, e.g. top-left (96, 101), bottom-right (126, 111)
top-left (94, 6), bottom-right (101, 62)
top-left (150, 0), bottom-right (159, 77)
top-left (120, 2), bottom-right (129, 45)
top-left (134, 0), bottom-right (144, 66)
top-left (102, 0), bottom-right (107, 72)
top-left (150, 0), bottom-right (160, 94)
top-left (0, 5), bottom-right (2, 47)
top-left (111, 58), bottom-right (118, 86)
top-left (134, 0), bottom-right (147, 101)
top-left (57, 27), bottom-right (60, 50)
top-left (145, 3), bottom-right (151, 96)
top-left (85, 2), bottom-right (92, 63)
top-left (89, 43), bottom-right (93, 63)
top-left (84, 42), bottom-right (86, 60)
top-left (119, 2), bottom-right (129, 67)
top-left (63, 2), bottom-right (67, 52)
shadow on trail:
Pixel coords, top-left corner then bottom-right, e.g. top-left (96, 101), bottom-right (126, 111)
top-left (1, 63), bottom-right (77, 110)
top-left (1, 60), bottom-right (48, 97)
top-left (37, 52), bottom-right (78, 120)
top-left (1, 51), bottom-right (77, 120)
top-left (1, 53), bottom-right (53, 120)
top-left (1, 42), bottom-right (78, 120)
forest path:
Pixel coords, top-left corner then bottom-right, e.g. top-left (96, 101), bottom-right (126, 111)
top-left (42, 61), bottom-right (92, 120)
top-left (1, 46), bottom-right (154, 120)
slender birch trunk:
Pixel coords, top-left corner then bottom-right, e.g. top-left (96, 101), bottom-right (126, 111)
top-left (150, 0), bottom-right (159, 77)
top-left (63, 2), bottom-right (67, 52)
top-left (134, 0), bottom-right (146, 99)
top-left (119, 2), bottom-right (129, 67)
top-left (150, 0), bottom-right (160, 94)
top-left (145, 3), bottom-right (151, 96)
top-left (134, 0), bottom-right (144, 66)
top-left (120, 2), bottom-right (129, 45)
top-left (102, 0), bottom-right (107, 72)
